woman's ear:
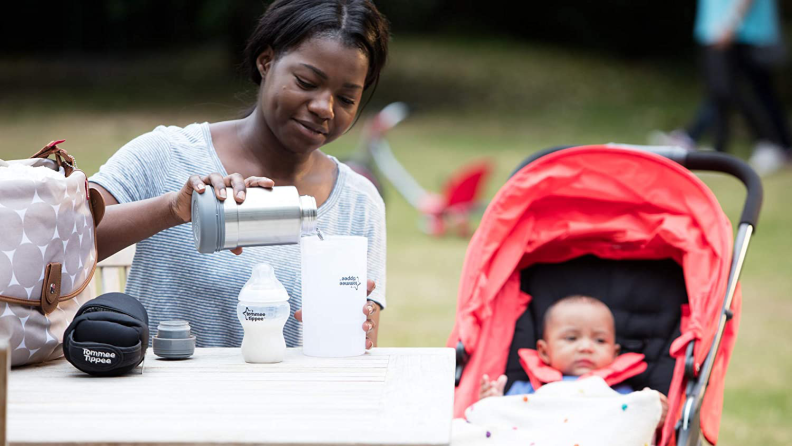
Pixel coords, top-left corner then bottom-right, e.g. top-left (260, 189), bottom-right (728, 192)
top-left (536, 339), bottom-right (551, 365)
top-left (256, 47), bottom-right (275, 78)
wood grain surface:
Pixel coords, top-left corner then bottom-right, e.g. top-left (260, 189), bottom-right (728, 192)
top-left (7, 348), bottom-right (454, 446)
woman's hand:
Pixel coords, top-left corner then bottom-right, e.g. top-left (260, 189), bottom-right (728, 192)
top-left (479, 374), bottom-right (507, 400)
top-left (362, 280), bottom-right (380, 349)
top-left (294, 280), bottom-right (380, 349)
top-left (168, 173), bottom-right (274, 254)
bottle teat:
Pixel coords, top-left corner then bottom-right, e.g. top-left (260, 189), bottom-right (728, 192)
top-left (238, 263), bottom-right (290, 303)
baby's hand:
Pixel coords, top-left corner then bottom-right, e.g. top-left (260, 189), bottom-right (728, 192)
top-left (479, 374), bottom-right (507, 400)
top-left (657, 391), bottom-right (668, 429)
top-left (645, 387), bottom-right (669, 430)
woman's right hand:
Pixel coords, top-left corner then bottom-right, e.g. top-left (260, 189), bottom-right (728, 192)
top-left (169, 173), bottom-right (275, 224)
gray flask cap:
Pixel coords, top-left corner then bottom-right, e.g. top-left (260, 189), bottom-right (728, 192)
top-left (152, 320), bottom-right (196, 359)
top-left (192, 186), bottom-right (225, 254)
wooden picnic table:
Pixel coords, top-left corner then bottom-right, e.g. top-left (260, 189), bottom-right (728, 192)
top-left (6, 347), bottom-right (455, 446)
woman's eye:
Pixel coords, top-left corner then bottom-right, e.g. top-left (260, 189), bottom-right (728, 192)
top-left (339, 96), bottom-right (356, 106)
top-left (596, 339), bottom-right (606, 344)
top-left (565, 336), bottom-right (576, 341)
top-left (295, 76), bottom-right (315, 89)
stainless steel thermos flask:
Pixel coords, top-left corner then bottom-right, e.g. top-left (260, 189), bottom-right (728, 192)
top-left (191, 186), bottom-right (317, 254)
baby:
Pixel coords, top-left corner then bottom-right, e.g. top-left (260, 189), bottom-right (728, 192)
top-left (479, 295), bottom-right (668, 426)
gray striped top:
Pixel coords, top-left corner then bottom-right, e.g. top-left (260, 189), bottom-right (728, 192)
top-left (89, 123), bottom-right (386, 347)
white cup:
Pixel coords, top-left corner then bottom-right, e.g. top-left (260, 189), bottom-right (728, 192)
top-left (301, 235), bottom-right (367, 357)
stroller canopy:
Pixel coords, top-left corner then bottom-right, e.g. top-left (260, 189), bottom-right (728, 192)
top-left (448, 145), bottom-right (741, 444)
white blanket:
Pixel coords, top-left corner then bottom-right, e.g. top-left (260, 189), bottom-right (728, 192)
top-left (452, 377), bottom-right (661, 446)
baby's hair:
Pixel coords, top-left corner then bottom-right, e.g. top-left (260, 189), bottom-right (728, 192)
top-left (540, 295), bottom-right (613, 339)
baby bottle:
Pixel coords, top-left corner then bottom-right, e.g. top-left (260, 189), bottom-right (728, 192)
top-left (237, 263), bottom-right (291, 363)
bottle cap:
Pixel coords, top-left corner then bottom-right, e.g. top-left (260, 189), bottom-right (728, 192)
top-left (152, 320), bottom-right (196, 359)
top-left (238, 263), bottom-right (290, 303)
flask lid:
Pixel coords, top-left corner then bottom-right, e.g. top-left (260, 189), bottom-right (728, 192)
top-left (152, 320), bottom-right (196, 359)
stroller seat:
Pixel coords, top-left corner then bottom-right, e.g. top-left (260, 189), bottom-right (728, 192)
top-left (448, 144), bottom-right (762, 445)
top-left (505, 255), bottom-right (688, 395)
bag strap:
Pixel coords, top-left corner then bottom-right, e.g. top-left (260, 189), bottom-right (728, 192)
top-left (30, 140), bottom-right (76, 177)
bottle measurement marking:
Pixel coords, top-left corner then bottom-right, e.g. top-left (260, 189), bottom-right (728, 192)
top-left (316, 227), bottom-right (325, 241)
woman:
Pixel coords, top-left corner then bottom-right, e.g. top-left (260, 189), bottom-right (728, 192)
top-left (89, 0), bottom-right (389, 349)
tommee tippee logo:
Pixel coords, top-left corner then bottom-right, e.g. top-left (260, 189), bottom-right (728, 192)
top-left (339, 276), bottom-right (362, 290)
top-left (242, 307), bottom-right (267, 322)
top-left (82, 348), bottom-right (115, 365)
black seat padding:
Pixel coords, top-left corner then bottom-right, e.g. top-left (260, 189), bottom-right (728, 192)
top-left (504, 255), bottom-right (687, 395)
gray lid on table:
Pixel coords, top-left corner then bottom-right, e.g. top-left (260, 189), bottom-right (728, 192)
top-left (152, 320), bottom-right (196, 359)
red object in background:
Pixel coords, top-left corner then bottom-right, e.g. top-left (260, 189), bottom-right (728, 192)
top-left (420, 161), bottom-right (492, 237)
top-left (444, 161), bottom-right (491, 210)
top-left (448, 145), bottom-right (741, 445)
top-left (347, 102), bottom-right (493, 237)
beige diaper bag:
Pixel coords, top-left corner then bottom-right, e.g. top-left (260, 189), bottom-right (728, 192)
top-left (0, 141), bottom-right (105, 366)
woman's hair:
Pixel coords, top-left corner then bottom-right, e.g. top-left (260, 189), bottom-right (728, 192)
top-left (243, 0), bottom-right (389, 92)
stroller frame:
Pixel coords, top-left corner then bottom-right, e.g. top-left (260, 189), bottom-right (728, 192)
top-left (455, 144), bottom-right (763, 446)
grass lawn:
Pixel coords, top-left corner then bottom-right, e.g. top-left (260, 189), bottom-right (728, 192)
top-left (2, 37), bottom-right (790, 444)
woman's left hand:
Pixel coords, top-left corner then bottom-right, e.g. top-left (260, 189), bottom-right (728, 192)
top-left (293, 280), bottom-right (380, 349)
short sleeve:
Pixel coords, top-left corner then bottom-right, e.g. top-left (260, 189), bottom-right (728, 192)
top-left (88, 127), bottom-right (173, 204)
top-left (365, 194), bottom-right (387, 309)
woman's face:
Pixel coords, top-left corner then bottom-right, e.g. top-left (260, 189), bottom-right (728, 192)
top-left (257, 36), bottom-right (369, 155)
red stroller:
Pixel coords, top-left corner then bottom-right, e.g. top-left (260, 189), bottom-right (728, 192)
top-left (345, 103), bottom-right (492, 237)
top-left (448, 144), bottom-right (762, 445)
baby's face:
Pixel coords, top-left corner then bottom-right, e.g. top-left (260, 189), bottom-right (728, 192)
top-left (537, 301), bottom-right (619, 376)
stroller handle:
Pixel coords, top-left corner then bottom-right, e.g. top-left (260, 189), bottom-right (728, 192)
top-left (684, 151), bottom-right (763, 229)
top-left (514, 145), bottom-right (764, 230)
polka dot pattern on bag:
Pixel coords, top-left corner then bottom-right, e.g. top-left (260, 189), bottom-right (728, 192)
top-left (0, 167), bottom-right (96, 365)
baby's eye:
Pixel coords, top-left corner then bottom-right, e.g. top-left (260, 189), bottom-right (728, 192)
top-left (565, 336), bottom-right (577, 341)
top-left (596, 339), bottom-right (606, 344)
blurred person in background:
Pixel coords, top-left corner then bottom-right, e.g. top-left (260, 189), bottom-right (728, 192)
top-left (650, 0), bottom-right (790, 176)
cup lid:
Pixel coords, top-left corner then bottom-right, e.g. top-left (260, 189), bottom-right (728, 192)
top-left (238, 263), bottom-right (290, 303)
